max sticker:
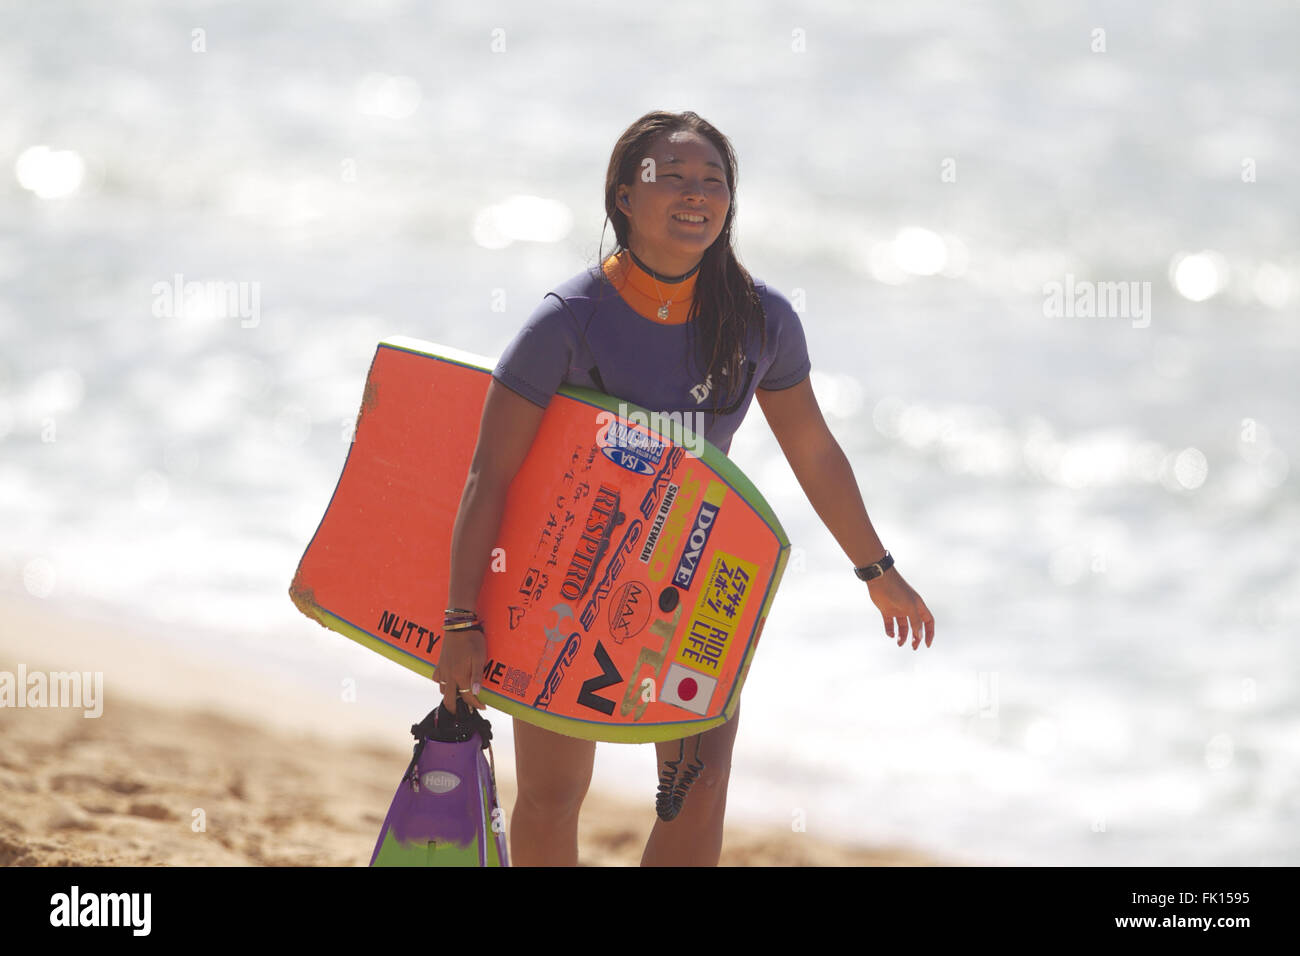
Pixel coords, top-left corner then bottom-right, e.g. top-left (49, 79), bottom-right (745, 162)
top-left (608, 580), bottom-right (651, 643)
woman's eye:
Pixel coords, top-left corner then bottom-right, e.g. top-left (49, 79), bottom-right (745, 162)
top-left (662, 173), bottom-right (725, 185)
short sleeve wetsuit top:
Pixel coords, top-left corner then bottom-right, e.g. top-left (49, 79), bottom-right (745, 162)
top-left (492, 249), bottom-right (812, 456)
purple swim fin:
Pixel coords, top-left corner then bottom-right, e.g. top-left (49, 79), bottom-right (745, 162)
top-left (369, 702), bottom-right (509, 867)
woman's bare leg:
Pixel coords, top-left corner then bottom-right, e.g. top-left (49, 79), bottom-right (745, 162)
top-left (510, 716), bottom-right (597, 866)
top-left (641, 702), bottom-right (741, 867)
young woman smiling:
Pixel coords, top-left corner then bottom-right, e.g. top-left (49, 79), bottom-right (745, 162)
top-left (440, 110), bottom-right (935, 866)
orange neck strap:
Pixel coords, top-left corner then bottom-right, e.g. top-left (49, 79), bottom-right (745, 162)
top-left (601, 249), bottom-right (698, 325)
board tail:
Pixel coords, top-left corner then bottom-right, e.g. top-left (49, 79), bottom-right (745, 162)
top-left (369, 703), bottom-right (509, 867)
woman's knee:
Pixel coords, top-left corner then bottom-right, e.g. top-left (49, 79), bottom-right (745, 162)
top-left (680, 753), bottom-right (734, 811)
top-left (659, 710), bottom-right (740, 817)
top-left (516, 771), bottom-right (593, 819)
top-left (513, 718), bottom-right (596, 818)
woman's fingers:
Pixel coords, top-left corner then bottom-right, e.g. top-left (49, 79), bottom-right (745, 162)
top-left (444, 631), bottom-right (486, 712)
top-left (434, 629), bottom-right (490, 714)
top-left (883, 605), bottom-right (937, 650)
top-left (440, 674), bottom-right (461, 714)
top-left (457, 673), bottom-right (483, 711)
top-left (871, 574), bottom-right (935, 650)
top-left (442, 673), bottom-right (481, 712)
top-left (464, 632), bottom-right (486, 711)
top-left (913, 603), bottom-right (935, 649)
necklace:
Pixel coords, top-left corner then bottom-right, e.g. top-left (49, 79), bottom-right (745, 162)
top-left (626, 248), bottom-right (701, 322)
top-left (649, 276), bottom-right (671, 321)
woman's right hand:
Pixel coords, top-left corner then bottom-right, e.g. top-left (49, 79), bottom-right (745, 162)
top-left (436, 628), bottom-right (487, 713)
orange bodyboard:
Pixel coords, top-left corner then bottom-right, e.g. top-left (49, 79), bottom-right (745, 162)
top-left (289, 336), bottom-right (790, 742)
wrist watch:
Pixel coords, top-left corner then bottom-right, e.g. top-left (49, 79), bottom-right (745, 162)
top-left (853, 550), bottom-right (894, 582)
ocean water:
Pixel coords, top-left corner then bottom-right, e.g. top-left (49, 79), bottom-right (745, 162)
top-left (2, 0), bottom-right (1297, 865)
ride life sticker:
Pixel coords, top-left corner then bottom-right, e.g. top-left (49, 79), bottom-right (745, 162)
top-left (674, 550), bottom-right (758, 677)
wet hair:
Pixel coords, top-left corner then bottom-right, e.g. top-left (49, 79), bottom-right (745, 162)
top-left (597, 110), bottom-right (766, 414)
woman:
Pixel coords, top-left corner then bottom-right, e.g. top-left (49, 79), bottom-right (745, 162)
top-left (439, 110), bottom-right (935, 866)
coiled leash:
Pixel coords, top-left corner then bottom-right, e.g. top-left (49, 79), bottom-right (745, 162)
top-left (655, 732), bottom-right (705, 822)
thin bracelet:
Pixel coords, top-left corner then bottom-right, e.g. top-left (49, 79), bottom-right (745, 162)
top-left (444, 619), bottom-right (483, 631)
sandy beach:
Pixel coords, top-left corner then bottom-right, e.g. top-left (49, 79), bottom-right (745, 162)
top-left (0, 593), bottom-right (946, 867)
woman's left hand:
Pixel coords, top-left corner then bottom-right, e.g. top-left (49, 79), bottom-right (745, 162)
top-left (866, 569), bottom-right (934, 649)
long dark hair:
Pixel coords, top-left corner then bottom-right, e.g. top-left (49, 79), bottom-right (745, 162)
top-left (596, 110), bottom-right (766, 413)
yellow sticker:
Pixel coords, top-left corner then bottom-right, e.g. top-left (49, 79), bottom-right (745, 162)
top-left (674, 550), bottom-right (758, 675)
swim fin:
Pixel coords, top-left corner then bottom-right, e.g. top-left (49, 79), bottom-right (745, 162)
top-left (369, 701), bottom-right (509, 867)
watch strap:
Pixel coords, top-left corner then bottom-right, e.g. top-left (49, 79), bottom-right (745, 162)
top-left (853, 551), bottom-right (894, 582)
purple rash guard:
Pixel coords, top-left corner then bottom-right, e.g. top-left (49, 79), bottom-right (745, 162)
top-left (491, 264), bottom-right (811, 456)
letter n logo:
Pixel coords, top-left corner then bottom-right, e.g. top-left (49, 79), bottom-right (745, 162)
top-left (576, 641), bottom-right (622, 715)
